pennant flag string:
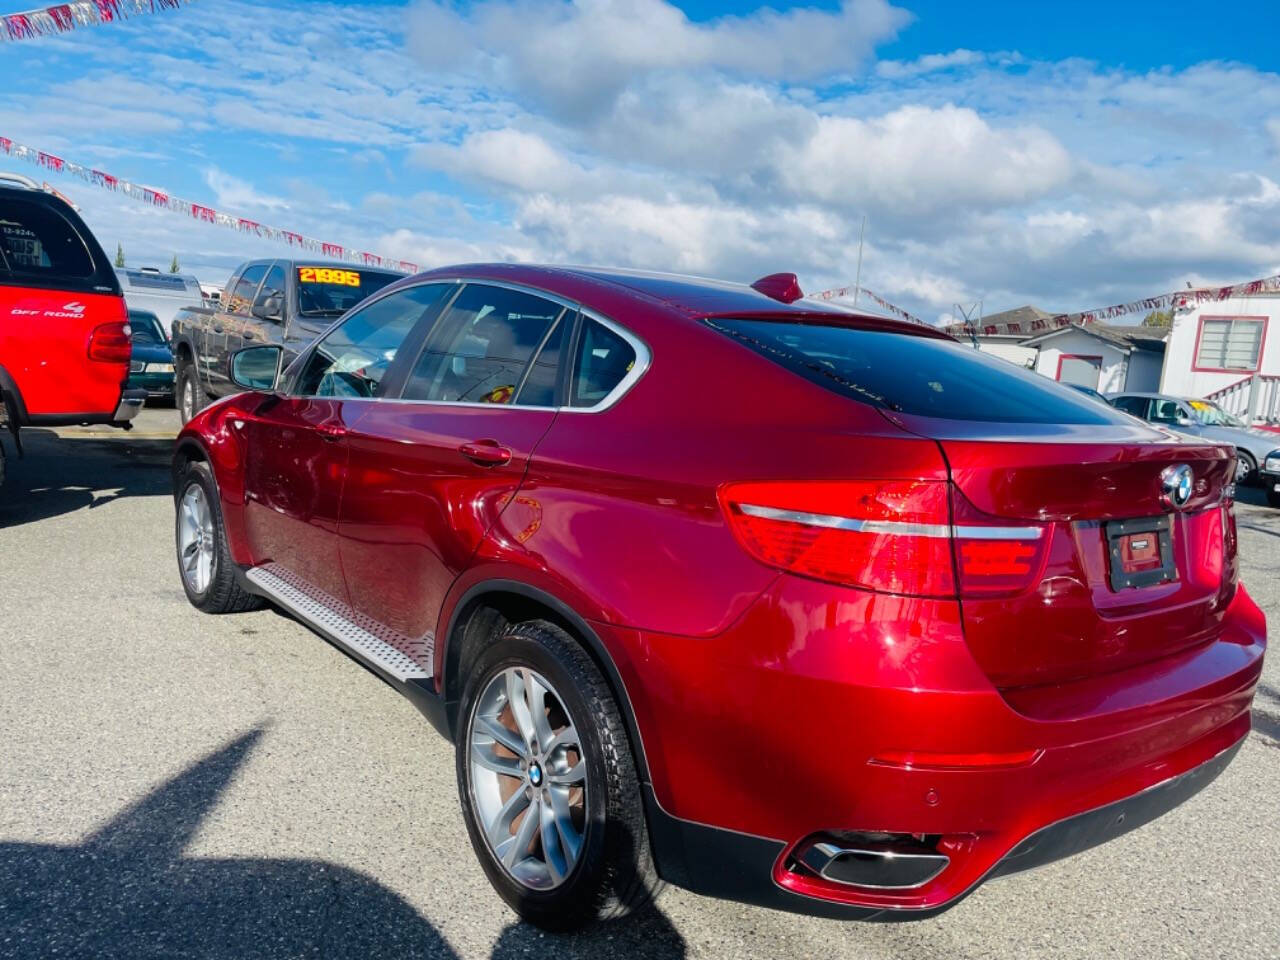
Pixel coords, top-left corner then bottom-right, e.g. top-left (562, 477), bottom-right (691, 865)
top-left (1, 1), bottom-right (194, 43)
top-left (807, 283), bottom-right (929, 327)
top-left (0, 136), bottom-right (418, 274)
top-left (813, 271), bottom-right (1280, 336)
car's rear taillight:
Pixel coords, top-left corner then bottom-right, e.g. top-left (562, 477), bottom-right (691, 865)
top-left (87, 321), bottom-right (132, 363)
top-left (719, 480), bottom-right (1049, 598)
top-left (949, 488), bottom-right (1050, 597)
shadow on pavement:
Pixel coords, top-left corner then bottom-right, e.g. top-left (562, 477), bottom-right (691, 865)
top-left (0, 428), bottom-right (173, 529)
top-left (0, 728), bottom-right (461, 959)
top-left (0, 728), bottom-right (688, 959)
top-left (1252, 682), bottom-right (1280, 744)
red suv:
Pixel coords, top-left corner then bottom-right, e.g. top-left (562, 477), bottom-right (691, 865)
top-left (173, 264), bottom-right (1266, 928)
top-left (0, 176), bottom-right (143, 447)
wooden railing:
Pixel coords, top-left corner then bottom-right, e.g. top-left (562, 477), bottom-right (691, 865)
top-left (1206, 374), bottom-right (1280, 425)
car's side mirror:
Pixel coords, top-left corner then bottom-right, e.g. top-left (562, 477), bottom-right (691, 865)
top-left (1175, 414), bottom-right (1194, 426)
top-left (251, 291), bottom-right (284, 322)
top-left (229, 344), bottom-right (283, 392)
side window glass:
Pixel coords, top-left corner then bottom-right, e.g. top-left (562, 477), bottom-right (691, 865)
top-left (1149, 399), bottom-right (1181, 424)
top-left (403, 284), bottom-right (563, 404)
top-left (1112, 396), bottom-right (1147, 417)
top-left (257, 263), bottom-right (287, 320)
top-left (514, 311), bottom-right (571, 407)
top-left (227, 263), bottom-right (267, 316)
top-left (570, 318), bottom-right (637, 408)
top-left (292, 284), bottom-right (451, 398)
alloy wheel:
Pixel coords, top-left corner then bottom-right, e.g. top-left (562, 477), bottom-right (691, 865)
top-left (467, 666), bottom-right (587, 890)
top-left (183, 376), bottom-right (195, 422)
top-left (177, 483), bottom-right (216, 594)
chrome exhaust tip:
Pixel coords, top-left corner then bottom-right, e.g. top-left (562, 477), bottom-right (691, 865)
top-left (794, 833), bottom-right (950, 890)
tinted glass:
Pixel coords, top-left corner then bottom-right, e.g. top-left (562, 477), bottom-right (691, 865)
top-left (128, 311), bottom-right (165, 344)
top-left (709, 318), bottom-right (1124, 424)
top-left (1187, 399), bottom-right (1245, 427)
top-left (569, 318), bottom-right (637, 408)
top-left (295, 266), bottom-right (398, 319)
top-left (0, 197), bottom-right (95, 283)
top-left (403, 284), bottom-right (563, 404)
top-left (292, 284), bottom-right (451, 398)
top-left (1111, 396), bottom-right (1149, 417)
top-left (514, 312), bottom-right (570, 407)
top-left (258, 263), bottom-right (287, 312)
top-left (227, 263), bottom-right (268, 316)
top-left (1149, 399), bottom-right (1184, 424)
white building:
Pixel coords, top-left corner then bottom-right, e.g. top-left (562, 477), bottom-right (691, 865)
top-left (953, 295), bottom-right (1280, 426)
top-left (1021, 323), bottom-right (1166, 393)
top-left (956, 305), bottom-right (1166, 393)
top-left (1160, 292), bottom-right (1280, 425)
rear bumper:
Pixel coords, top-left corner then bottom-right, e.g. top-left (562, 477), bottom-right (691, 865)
top-left (113, 388), bottom-right (146, 422)
top-left (646, 733), bottom-right (1245, 921)
top-left (613, 575), bottom-right (1266, 918)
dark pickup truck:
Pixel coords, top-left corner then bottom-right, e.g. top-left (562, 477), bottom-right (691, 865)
top-left (171, 258), bottom-right (402, 422)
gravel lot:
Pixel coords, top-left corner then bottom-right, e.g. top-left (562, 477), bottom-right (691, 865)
top-left (1, 408), bottom-right (1276, 960)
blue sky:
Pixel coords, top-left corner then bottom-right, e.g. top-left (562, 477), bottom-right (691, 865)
top-left (2, 0), bottom-right (1279, 323)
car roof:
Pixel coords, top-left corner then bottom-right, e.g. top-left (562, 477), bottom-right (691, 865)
top-left (411, 262), bottom-right (949, 339)
top-left (1110, 392), bottom-right (1202, 402)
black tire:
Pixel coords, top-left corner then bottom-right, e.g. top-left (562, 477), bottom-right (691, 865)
top-left (456, 619), bottom-right (662, 930)
top-left (176, 359), bottom-right (204, 425)
top-left (1235, 449), bottom-right (1257, 486)
top-left (174, 460), bottom-right (263, 614)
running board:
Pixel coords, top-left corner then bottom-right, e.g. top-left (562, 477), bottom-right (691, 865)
top-left (246, 565), bottom-right (431, 682)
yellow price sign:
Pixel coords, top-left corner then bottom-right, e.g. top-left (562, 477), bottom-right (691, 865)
top-left (299, 267), bottom-right (361, 287)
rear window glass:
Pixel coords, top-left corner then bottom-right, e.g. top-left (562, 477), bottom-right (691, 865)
top-left (708, 318), bottom-right (1125, 424)
top-left (0, 197), bottom-right (99, 286)
top-left (295, 266), bottom-right (399, 318)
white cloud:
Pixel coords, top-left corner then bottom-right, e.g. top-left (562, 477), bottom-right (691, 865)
top-left (407, 0), bottom-right (910, 119)
top-left (875, 48), bottom-right (987, 79)
top-left (203, 168), bottom-right (289, 212)
top-left (778, 104), bottom-right (1073, 215)
top-left (5, 0), bottom-right (1280, 324)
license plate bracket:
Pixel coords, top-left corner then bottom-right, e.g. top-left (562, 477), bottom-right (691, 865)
top-left (1106, 515), bottom-right (1175, 591)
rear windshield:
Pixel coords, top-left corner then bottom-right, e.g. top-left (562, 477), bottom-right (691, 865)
top-left (0, 195), bottom-right (117, 294)
top-left (294, 266), bottom-right (399, 318)
top-left (708, 318), bottom-right (1125, 424)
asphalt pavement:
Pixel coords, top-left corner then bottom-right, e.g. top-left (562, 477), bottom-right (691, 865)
top-left (0, 408), bottom-right (1276, 959)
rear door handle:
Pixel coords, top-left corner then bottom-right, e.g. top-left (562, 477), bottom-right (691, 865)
top-left (317, 422), bottom-right (347, 443)
top-left (459, 440), bottom-right (512, 466)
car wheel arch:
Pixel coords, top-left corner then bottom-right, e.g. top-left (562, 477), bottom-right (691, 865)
top-left (440, 579), bottom-right (654, 790)
top-left (0, 362), bottom-right (30, 425)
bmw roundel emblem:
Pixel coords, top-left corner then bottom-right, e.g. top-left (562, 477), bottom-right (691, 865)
top-left (1160, 464), bottom-right (1194, 510)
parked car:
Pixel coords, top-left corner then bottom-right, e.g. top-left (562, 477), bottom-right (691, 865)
top-left (170, 259), bottom-right (400, 423)
top-left (1, 173), bottom-right (143, 443)
top-left (1108, 391), bottom-right (1277, 483)
top-left (1261, 449), bottom-right (1280, 508)
top-left (1064, 382), bottom-right (1108, 403)
top-left (127, 309), bottom-right (175, 401)
top-left (173, 264), bottom-right (1265, 929)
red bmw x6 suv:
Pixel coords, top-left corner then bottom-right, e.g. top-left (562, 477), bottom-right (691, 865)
top-left (173, 264), bottom-right (1265, 928)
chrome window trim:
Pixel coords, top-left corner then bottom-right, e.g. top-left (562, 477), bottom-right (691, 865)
top-left (736, 503), bottom-right (1043, 541)
top-left (561, 307), bottom-right (651, 414)
top-left (366, 277), bottom-right (651, 415)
